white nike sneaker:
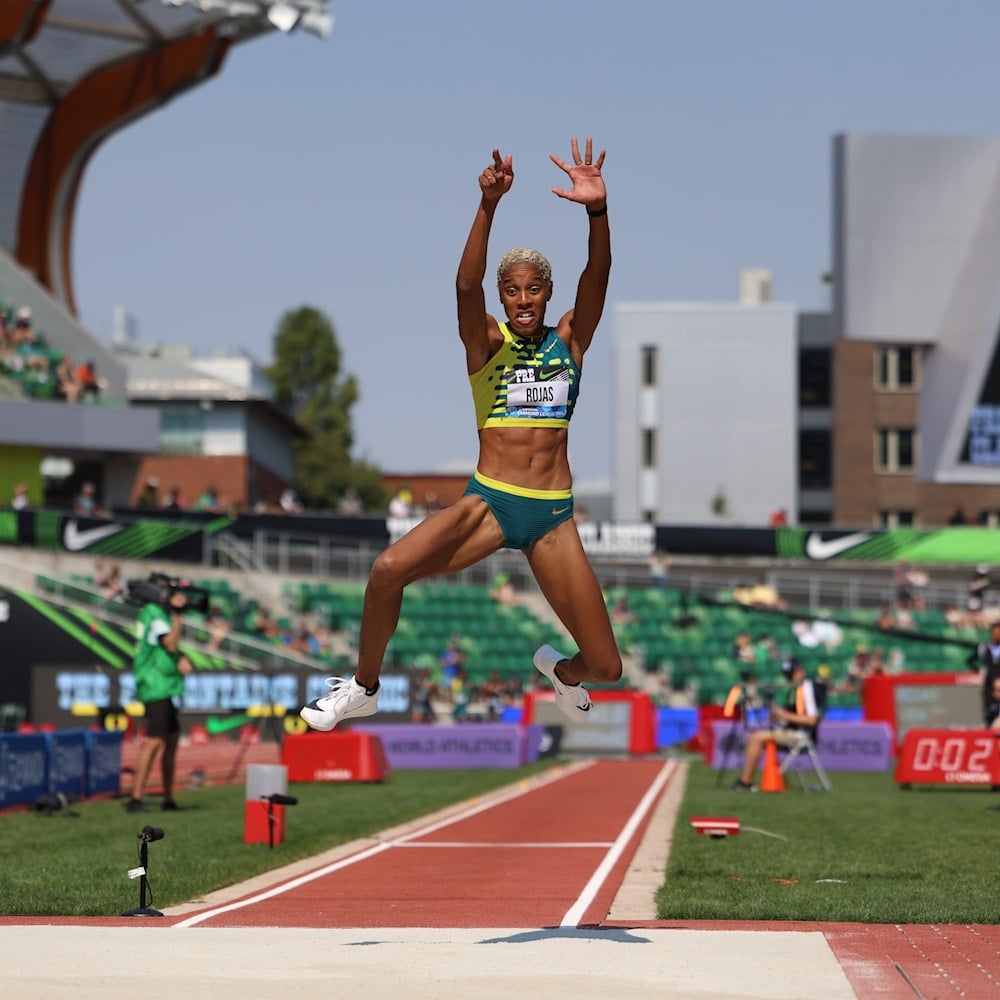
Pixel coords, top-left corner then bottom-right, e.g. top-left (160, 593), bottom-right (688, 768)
top-left (300, 677), bottom-right (379, 732)
top-left (533, 645), bottom-right (592, 721)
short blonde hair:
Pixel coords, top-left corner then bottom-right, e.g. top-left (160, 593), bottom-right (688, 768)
top-left (497, 248), bottom-right (552, 285)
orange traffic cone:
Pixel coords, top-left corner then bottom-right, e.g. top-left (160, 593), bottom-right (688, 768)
top-left (760, 739), bottom-right (785, 793)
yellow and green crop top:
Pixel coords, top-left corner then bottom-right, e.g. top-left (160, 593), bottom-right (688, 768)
top-left (469, 322), bottom-right (581, 430)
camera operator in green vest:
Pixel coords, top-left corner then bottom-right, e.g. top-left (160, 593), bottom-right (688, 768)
top-left (126, 589), bottom-right (193, 813)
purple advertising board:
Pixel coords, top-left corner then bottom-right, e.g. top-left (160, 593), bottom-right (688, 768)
top-left (351, 723), bottom-right (545, 770)
top-left (710, 720), bottom-right (894, 772)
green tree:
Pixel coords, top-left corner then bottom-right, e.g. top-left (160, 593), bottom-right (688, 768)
top-left (266, 306), bottom-right (385, 511)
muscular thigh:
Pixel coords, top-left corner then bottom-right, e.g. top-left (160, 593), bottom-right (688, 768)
top-left (379, 495), bottom-right (505, 584)
top-left (525, 519), bottom-right (617, 659)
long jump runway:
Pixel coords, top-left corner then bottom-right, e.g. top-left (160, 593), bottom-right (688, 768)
top-left (177, 757), bottom-right (666, 930)
top-left (5, 758), bottom-right (999, 998)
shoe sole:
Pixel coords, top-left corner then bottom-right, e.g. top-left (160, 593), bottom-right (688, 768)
top-left (300, 700), bottom-right (379, 733)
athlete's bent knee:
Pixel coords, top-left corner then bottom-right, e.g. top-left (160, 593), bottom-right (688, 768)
top-left (592, 654), bottom-right (623, 684)
top-left (367, 549), bottom-right (406, 592)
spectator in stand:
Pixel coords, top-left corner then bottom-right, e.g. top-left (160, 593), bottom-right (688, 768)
top-left (489, 572), bottom-right (518, 606)
top-left (10, 481), bottom-right (29, 510)
top-left (161, 485), bottom-right (184, 511)
top-left (137, 477), bottom-right (159, 508)
top-left (648, 550), bottom-right (671, 589)
top-left (893, 561), bottom-right (914, 609)
top-left (195, 486), bottom-right (221, 512)
top-left (945, 603), bottom-right (969, 629)
top-left (948, 505), bottom-right (968, 525)
top-left (13, 307), bottom-right (37, 345)
top-left (279, 488), bottom-right (304, 514)
top-left (967, 565), bottom-right (993, 627)
top-left (252, 605), bottom-right (279, 640)
top-left (411, 669), bottom-right (437, 723)
top-left (734, 577), bottom-right (788, 610)
top-left (439, 635), bottom-right (466, 684)
top-left (449, 665), bottom-right (471, 722)
top-left (388, 487), bottom-right (413, 518)
top-left (95, 562), bottom-right (124, 602)
top-left (73, 359), bottom-right (101, 400)
top-left (611, 595), bottom-right (635, 626)
top-left (732, 630), bottom-right (757, 667)
top-left (337, 488), bottom-right (363, 517)
top-left (205, 605), bottom-right (231, 652)
top-left (55, 354), bottom-right (82, 403)
top-left (72, 481), bottom-right (103, 517)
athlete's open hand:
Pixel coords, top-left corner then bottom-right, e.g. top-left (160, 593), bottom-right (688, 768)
top-left (550, 136), bottom-right (607, 209)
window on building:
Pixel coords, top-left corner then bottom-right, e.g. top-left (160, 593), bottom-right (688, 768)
top-left (799, 348), bottom-right (831, 407)
top-left (799, 429), bottom-right (832, 489)
top-left (875, 346), bottom-right (920, 390)
top-left (159, 402), bottom-right (206, 455)
top-left (641, 345), bottom-right (658, 387)
top-left (879, 510), bottom-right (915, 529)
top-left (641, 428), bottom-right (657, 469)
top-left (876, 428), bottom-right (915, 472)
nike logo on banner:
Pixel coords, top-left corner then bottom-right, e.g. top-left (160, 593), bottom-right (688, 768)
top-left (63, 520), bottom-right (125, 552)
top-left (804, 531), bottom-right (873, 561)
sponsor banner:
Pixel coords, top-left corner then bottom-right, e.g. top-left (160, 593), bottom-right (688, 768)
top-left (0, 733), bottom-right (49, 808)
top-left (85, 730), bottom-right (124, 796)
top-left (31, 666), bottom-right (414, 731)
top-left (7, 509), bottom-right (1000, 563)
top-left (709, 720), bottom-right (894, 772)
top-left (351, 723), bottom-right (545, 769)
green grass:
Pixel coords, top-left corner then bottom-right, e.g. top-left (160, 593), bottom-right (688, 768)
top-left (0, 763), bottom-right (554, 917)
top-left (658, 761), bottom-right (1000, 923)
top-left (5, 759), bottom-right (998, 923)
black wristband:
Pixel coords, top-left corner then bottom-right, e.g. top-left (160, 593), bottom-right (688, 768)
top-left (587, 205), bottom-right (608, 218)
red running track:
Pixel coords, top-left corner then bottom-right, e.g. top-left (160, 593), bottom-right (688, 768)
top-left (176, 758), bottom-right (673, 929)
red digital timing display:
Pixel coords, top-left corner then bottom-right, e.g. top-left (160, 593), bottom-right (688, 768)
top-left (894, 729), bottom-right (1000, 785)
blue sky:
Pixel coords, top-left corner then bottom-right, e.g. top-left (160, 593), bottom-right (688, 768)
top-left (72, 1), bottom-right (1000, 488)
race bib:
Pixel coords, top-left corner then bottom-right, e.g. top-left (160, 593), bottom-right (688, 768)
top-left (506, 367), bottom-right (570, 416)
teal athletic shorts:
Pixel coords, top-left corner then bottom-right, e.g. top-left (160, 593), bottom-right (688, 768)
top-left (464, 471), bottom-right (575, 549)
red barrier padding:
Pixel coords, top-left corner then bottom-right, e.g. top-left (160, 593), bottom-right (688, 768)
top-left (244, 800), bottom-right (284, 845)
top-left (281, 732), bottom-right (390, 783)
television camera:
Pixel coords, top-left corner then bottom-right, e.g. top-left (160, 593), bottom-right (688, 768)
top-left (124, 573), bottom-right (210, 615)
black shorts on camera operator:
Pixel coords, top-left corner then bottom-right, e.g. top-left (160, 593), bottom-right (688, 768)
top-left (122, 574), bottom-right (208, 813)
top-left (732, 657), bottom-right (821, 791)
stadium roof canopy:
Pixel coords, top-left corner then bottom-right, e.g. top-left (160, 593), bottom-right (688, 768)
top-left (0, 0), bottom-right (331, 314)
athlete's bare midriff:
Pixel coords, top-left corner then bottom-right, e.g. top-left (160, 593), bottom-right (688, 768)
top-left (476, 425), bottom-right (572, 491)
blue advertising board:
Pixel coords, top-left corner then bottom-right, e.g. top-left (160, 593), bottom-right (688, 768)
top-left (46, 729), bottom-right (88, 798)
top-left (0, 733), bottom-right (49, 808)
top-left (84, 730), bottom-right (123, 796)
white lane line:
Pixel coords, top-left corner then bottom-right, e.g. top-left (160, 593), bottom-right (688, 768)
top-left (173, 759), bottom-right (597, 929)
top-left (559, 760), bottom-right (677, 928)
top-left (397, 841), bottom-right (615, 849)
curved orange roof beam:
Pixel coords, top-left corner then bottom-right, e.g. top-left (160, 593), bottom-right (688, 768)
top-left (0, 0), bottom-right (48, 48)
top-left (17, 28), bottom-right (231, 314)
